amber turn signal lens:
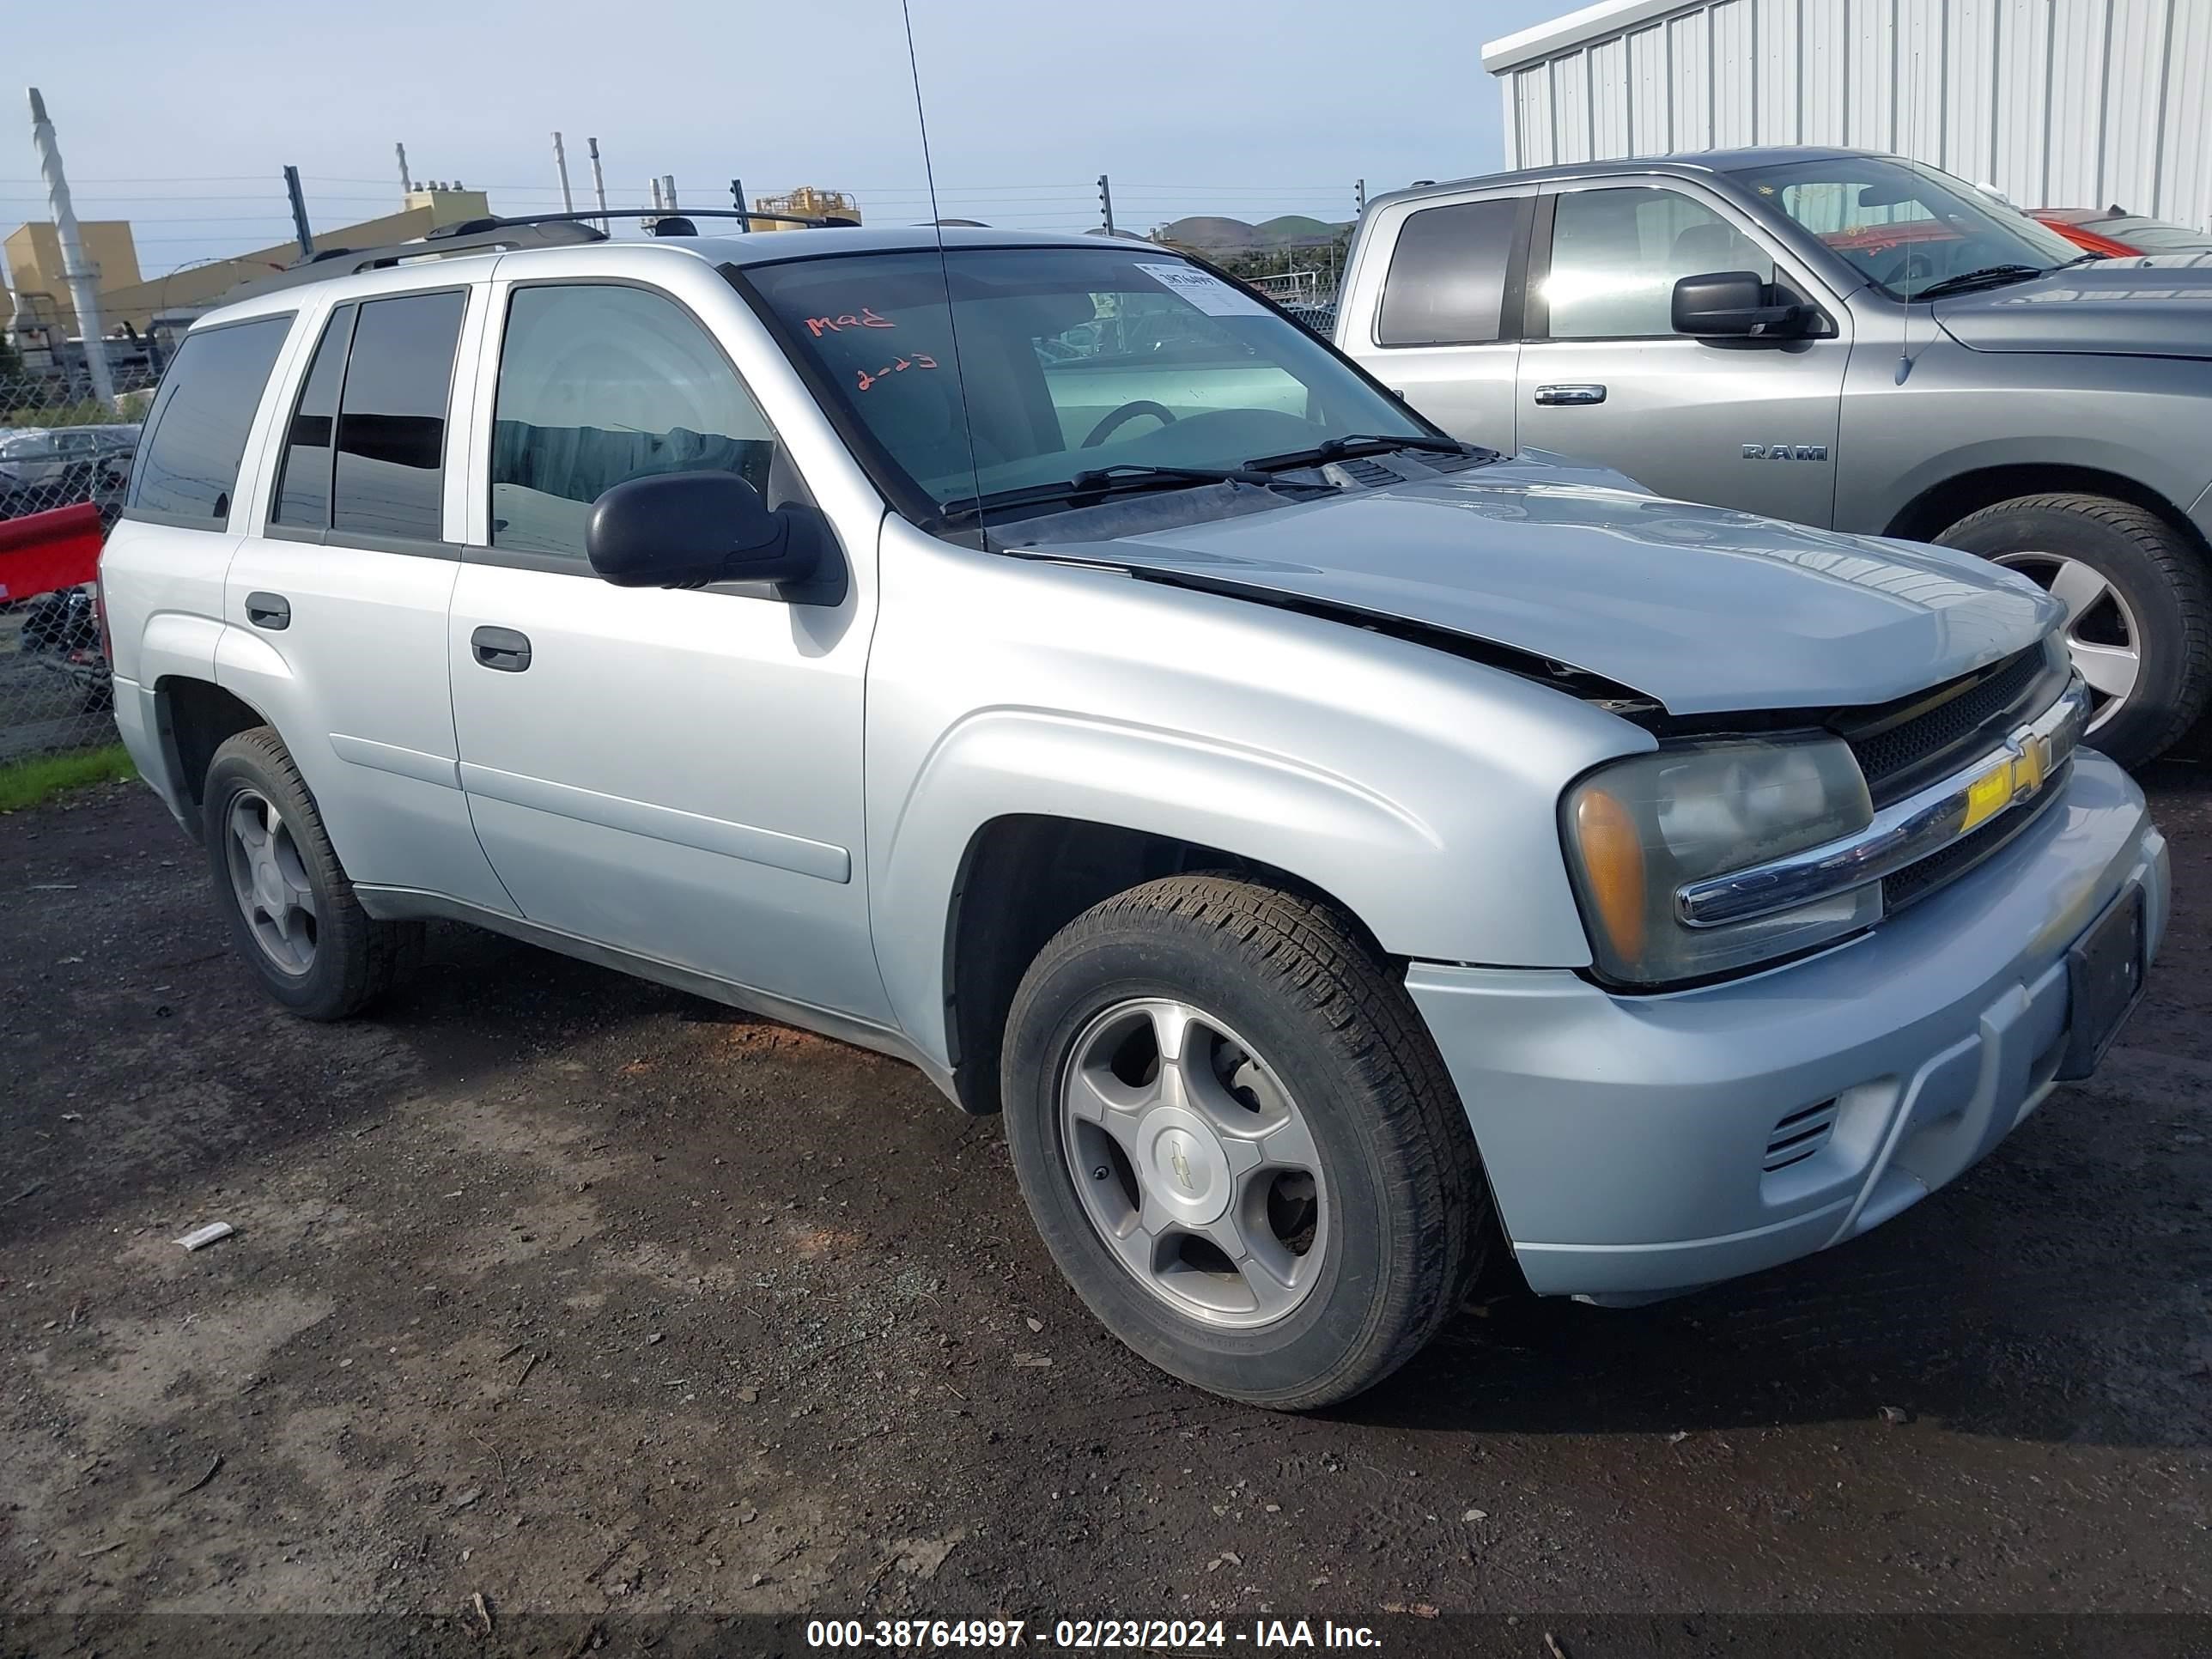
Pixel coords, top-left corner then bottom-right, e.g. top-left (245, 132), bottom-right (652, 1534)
top-left (1574, 788), bottom-right (1647, 963)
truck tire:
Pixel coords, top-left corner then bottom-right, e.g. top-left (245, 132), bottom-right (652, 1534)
top-left (1000, 873), bottom-right (1491, 1410)
top-left (201, 726), bottom-right (422, 1020)
top-left (1935, 494), bottom-right (2212, 769)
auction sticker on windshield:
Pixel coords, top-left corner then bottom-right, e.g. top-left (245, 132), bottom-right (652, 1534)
top-left (1134, 262), bottom-right (1270, 317)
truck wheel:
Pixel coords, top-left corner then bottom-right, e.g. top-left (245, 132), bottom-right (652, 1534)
top-left (1936, 494), bottom-right (2212, 768)
top-left (201, 727), bottom-right (422, 1020)
top-left (1000, 873), bottom-right (1491, 1410)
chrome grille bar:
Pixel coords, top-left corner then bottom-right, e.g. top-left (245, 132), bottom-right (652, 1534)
top-left (1676, 676), bottom-right (2092, 930)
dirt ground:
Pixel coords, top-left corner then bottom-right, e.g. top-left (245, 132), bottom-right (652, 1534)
top-left (3, 769), bottom-right (2209, 1657)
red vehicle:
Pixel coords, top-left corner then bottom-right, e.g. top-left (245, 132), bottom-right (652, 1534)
top-left (2028, 208), bottom-right (2212, 260)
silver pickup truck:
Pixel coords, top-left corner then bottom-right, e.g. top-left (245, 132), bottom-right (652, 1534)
top-left (100, 219), bottom-right (2165, 1408)
top-left (1335, 147), bottom-right (2212, 769)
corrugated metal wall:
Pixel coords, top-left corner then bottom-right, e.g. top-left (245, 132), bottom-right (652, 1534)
top-left (1492, 0), bottom-right (2212, 228)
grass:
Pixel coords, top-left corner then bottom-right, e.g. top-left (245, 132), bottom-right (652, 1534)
top-left (0, 744), bottom-right (137, 811)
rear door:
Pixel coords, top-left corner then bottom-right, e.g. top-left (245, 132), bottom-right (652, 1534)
top-left (220, 283), bottom-right (512, 912)
top-left (1514, 179), bottom-right (1850, 526)
top-left (1339, 190), bottom-right (1532, 452)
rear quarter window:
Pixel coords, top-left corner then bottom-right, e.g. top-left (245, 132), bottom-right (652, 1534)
top-left (128, 315), bottom-right (291, 525)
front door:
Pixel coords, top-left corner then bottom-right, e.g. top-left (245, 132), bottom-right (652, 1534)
top-left (1515, 181), bottom-right (1849, 526)
top-left (445, 277), bottom-right (887, 1023)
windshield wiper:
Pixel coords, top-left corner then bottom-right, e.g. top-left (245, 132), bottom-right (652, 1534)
top-left (1242, 433), bottom-right (1486, 472)
top-left (1915, 264), bottom-right (2046, 299)
top-left (933, 463), bottom-right (1281, 525)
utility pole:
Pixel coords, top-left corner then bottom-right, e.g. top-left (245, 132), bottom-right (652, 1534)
top-left (1355, 178), bottom-right (1366, 215)
top-left (283, 165), bottom-right (314, 257)
top-left (1097, 173), bottom-right (1115, 236)
top-left (587, 137), bottom-right (607, 232)
top-left (660, 173), bottom-right (678, 211)
top-left (27, 88), bottom-right (116, 409)
top-left (395, 141), bottom-right (412, 204)
top-left (552, 131), bottom-right (574, 213)
top-left (729, 178), bottom-right (750, 231)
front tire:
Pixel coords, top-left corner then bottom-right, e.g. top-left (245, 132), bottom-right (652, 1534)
top-left (1001, 874), bottom-right (1491, 1410)
top-left (201, 727), bottom-right (422, 1020)
top-left (1936, 493), bottom-right (2212, 768)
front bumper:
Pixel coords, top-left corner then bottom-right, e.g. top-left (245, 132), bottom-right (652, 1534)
top-left (1408, 751), bottom-right (2167, 1299)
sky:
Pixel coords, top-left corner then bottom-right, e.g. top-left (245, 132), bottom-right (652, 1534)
top-left (7, 0), bottom-right (1566, 284)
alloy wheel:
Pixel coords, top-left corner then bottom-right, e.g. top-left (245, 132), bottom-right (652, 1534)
top-left (223, 788), bottom-right (319, 975)
top-left (1993, 550), bottom-right (2141, 732)
top-left (1059, 997), bottom-right (1327, 1328)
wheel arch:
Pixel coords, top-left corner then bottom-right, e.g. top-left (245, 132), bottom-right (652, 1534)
top-left (938, 814), bottom-right (1389, 1117)
top-left (1885, 460), bottom-right (2212, 561)
top-left (154, 674), bottom-right (274, 831)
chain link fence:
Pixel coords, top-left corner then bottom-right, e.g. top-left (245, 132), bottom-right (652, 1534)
top-left (0, 363), bottom-right (155, 766)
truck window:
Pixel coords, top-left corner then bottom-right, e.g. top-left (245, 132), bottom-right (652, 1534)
top-left (128, 315), bottom-right (290, 525)
top-left (1376, 198), bottom-right (1522, 347)
top-left (489, 283), bottom-right (777, 562)
top-left (1542, 186), bottom-right (1771, 340)
top-left (271, 304), bottom-right (356, 530)
top-left (331, 291), bottom-right (465, 544)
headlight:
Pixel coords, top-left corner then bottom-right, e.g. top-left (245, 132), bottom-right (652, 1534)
top-left (1561, 737), bottom-right (1877, 986)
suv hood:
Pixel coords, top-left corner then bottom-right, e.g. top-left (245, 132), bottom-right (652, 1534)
top-left (1015, 453), bottom-right (2057, 717)
top-left (1934, 261), bottom-right (2212, 357)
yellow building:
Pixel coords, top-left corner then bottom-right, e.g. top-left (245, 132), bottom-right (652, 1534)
top-left (5, 188), bottom-right (491, 341)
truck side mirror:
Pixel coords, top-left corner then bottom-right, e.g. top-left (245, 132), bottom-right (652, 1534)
top-left (586, 471), bottom-right (819, 589)
top-left (1673, 270), bottom-right (1808, 338)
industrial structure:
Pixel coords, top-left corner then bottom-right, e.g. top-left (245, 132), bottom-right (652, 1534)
top-left (1482, 0), bottom-right (2212, 228)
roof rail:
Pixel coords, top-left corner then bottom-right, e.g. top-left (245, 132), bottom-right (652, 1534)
top-left (219, 219), bottom-right (608, 302)
top-left (217, 207), bottom-right (860, 305)
top-left (429, 207), bottom-right (859, 237)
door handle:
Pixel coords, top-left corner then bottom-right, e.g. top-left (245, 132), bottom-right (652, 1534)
top-left (471, 625), bottom-right (532, 672)
top-left (1534, 383), bottom-right (1607, 406)
top-left (244, 592), bottom-right (290, 630)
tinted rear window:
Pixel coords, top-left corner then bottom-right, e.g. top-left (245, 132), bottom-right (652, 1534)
top-left (1376, 198), bottom-right (1523, 347)
top-left (332, 290), bottom-right (465, 544)
top-left (129, 315), bottom-right (290, 524)
top-left (272, 304), bottom-right (355, 528)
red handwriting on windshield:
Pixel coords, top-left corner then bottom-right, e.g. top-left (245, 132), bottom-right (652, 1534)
top-left (806, 307), bottom-right (894, 337)
top-left (854, 355), bottom-right (939, 392)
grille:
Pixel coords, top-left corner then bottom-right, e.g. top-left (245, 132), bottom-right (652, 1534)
top-left (1842, 645), bottom-right (2056, 806)
top-left (1881, 764), bottom-right (2069, 913)
top-left (1765, 1098), bottom-right (1840, 1172)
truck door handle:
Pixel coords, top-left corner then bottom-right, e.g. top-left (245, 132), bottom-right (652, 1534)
top-left (471, 625), bottom-right (532, 672)
top-left (1534, 383), bottom-right (1607, 406)
top-left (244, 592), bottom-right (290, 630)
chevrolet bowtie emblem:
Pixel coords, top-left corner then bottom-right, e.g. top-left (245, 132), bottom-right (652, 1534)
top-left (1170, 1144), bottom-right (1195, 1192)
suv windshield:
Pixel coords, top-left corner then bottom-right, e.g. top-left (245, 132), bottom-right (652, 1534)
top-left (1738, 155), bottom-right (2082, 296)
top-left (738, 245), bottom-right (1437, 524)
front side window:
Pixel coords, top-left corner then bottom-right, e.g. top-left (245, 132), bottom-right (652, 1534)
top-left (741, 246), bottom-right (1431, 523)
top-left (1542, 186), bottom-right (1774, 339)
top-left (331, 290), bottom-right (465, 543)
top-left (1376, 197), bottom-right (1524, 346)
top-left (1739, 156), bottom-right (2081, 295)
top-left (129, 315), bottom-right (290, 524)
top-left (489, 283), bottom-right (777, 561)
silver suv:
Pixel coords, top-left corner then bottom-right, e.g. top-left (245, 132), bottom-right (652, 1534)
top-left (100, 220), bottom-right (2167, 1407)
top-left (1336, 148), bottom-right (2212, 769)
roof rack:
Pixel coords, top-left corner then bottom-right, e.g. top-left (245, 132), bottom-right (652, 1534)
top-left (220, 207), bottom-right (859, 303)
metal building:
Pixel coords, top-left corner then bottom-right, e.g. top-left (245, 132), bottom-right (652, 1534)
top-left (1482, 0), bottom-right (2212, 228)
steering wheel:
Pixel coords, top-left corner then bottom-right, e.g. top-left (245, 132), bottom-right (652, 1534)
top-left (1876, 248), bottom-right (1943, 291)
top-left (1082, 400), bottom-right (1178, 449)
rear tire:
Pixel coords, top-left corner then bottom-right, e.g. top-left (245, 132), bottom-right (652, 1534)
top-left (201, 726), bottom-right (422, 1020)
top-left (1000, 873), bottom-right (1491, 1410)
top-left (1935, 493), bottom-right (2212, 769)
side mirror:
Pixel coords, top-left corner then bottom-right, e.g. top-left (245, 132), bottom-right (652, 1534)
top-left (1672, 270), bottom-right (1808, 338)
top-left (585, 470), bottom-right (819, 588)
